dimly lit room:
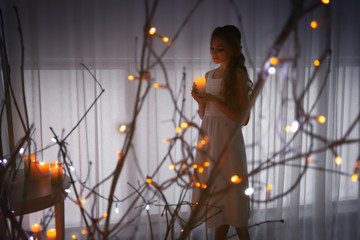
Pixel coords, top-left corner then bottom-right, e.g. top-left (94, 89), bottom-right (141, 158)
top-left (1, 0), bottom-right (359, 239)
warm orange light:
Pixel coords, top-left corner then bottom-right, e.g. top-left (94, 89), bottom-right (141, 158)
top-left (193, 164), bottom-right (198, 169)
top-left (285, 125), bottom-right (292, 132)
top-left (201, 184), bottom-right (207, 189)
top-left (72, 235), bottom-right (77, 239)
top-left (31, 224), bottom-right (41, 233)
top-left (146, 177), bottom-right (152, 184)
top-left (194, 182), bottom-right (201, 187)
top-left (355, 161), bottom-right (359, 169)
top-left (267, 184), bottom-right (273, 191)
top-left (81, 229), bottom-right (88, 235)
top-left (119, 125), bottom-right (127, 133)
top-left (306, 157), bottom-right (312, 163)
top-left (176, 127), bottom-right (181, 133)
top-left (181, 122), bottom-right (189, 128)
top-left (81, 198), bottom-right (87, 204)
top-left (321, 0), bottom-right (330, 4)
top-left (103, 212), bottom-right (108, 218)
top-left (169, 164), bottom-right (175, 170)
top-left (270, 57), bottom-right (279, 65)
top-left (230, 175), bottom-right (242, 184)
top-left (317, 115), bottom-right (326, 124)
top-left (198, 167), bottom-right (204, 173)
top-left (310, 20), bottom-right (318, 29)
top-left (197, 142), bottom-right (203, 149)
top-left (201, 139), bottom-right (206, 145)
top-left (162, 36), bottom-right (169, 43)
top-left (335, 156), bottom-right (342, 166)
top-left (154, 83), bottom-right (159, 88)
top-left (128, 75), bottom-right (135, 81)
top-left (204, 161), bottom-right (210, 167)
top-left (314, 60), bottom-right (320, 67)
top-left (47, 228), bottom-right (56, 239)
top-left (204, 136), bottom-right (209, 141)
top-left (352, 173), bottom-right (358, 182)
top-left (149, 27), bottom-right (157, 35)
top-left (163, 138), bottom-right (170, 143)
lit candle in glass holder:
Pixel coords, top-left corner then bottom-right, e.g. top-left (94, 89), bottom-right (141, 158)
top-left (50, 162), bottom-right (63, 185)
top-left (194, 77), bottom-right (206, 93)
top-left (46, 228), bottom-right (56, 240)
top-left (38, 162), bottom-right (50, 177)
top-left (31, 223), bottom-right (41, 239)
top-left (29, 160), bottom-right (40, 182)
top-left (24, 153), bottom-right (36, 170)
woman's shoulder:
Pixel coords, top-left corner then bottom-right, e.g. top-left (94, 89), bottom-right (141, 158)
top-left (205, 70), bottom-right (214, 79)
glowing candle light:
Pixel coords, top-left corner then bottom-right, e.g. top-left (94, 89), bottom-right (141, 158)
top-left (31, 223), bottom-right (41, 239)
top-left (317, 115), bottom-right (326, 124)
top-left (24, 153), bottom-right (36, 170)
top-left (50, 162), bottom-right (63, 185)
top-left (162, 36), bottom-right (169, 43)
top-left (335, 156), bottom-right (342, 166)
top-left (321, 0), bottom-right (330, 4)
top-left (128, 75), bottom-right (135, 81)
top-left (38, 161), bottom-right (49, 177)
top-left (194, 77), bottom-right (206, 93)
top-left (149, 27), bottom-right (156, 35)
top-left (352, 173), bottom-right (358, 182)
top-left (310, 20), bottom-right (318, 29)
top-left (47, 228), bottom-right (56, 240)
top-left (270, 57), bottom-right (279, 65)
top-left (313, 60), bottom-right (320, 67)
top-left (29, 160), bottom-right (40, 181)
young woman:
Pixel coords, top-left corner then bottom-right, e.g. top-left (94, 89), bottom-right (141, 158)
top-left (191, 25), bottom-right (252, 240)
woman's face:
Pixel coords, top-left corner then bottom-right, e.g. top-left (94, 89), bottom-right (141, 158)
top-left (210, 37), bottom-right (232, 65)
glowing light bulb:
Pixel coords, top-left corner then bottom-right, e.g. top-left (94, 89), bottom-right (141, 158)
top-left (145, 204), bottom-right (150, 210)
top-left (181, 122), bottom-right (189, 128)
top-left (154, 83), bottom-right (159, 88)
top-left (119, 125), bottom-right (127, 133)
top-left (310, 20), bottom-right (318, 29)
top-left (51, 137), bottom-right (57, 143)
top-left (72, 235), bottom-right (77, 239)
top-left (3, 159), bottom-right (7, 164)
top-left (335, 156), bottom-right (342, 166)
top-left (169, 164), bottom-right (175, 170)
top-left (268, 66), bottom-right (276, 75)
top-left (65, 188), bottom-right (71, 193)
top-left (245, 187), bottom-right (254, 196)
top-left (146, 177), bottom-right (152, 184)
top-left (352, 173), bottom-right (358, 182)
top-left (291, 120), bottom-right (299, 132)
top-left (194, 182), bottom-right (201, 187)
top-left (163, 138), bottom-right (171, 143)
top-left (197, 142), bottom-right (203, 149)
top-left (313, 60), bottom-right (320, 67)
top-left (204, 161), bottom-right (210, 167)
top-left (115, 206), bottom-right (119, 214)
top-left (103, 212), bottom-right (108, 218)
top-left (198, 167), bottom-right (204, 173)
top-left (70, 166), bottom-right (75, 171)
top-left (267, 184), bottom-right (273, 191)
top-left (201, 139), bottom-right (206, 145)
top-left (285, 125), bottom-right (292, 132)
top-left (162, 36), bottom-right (169, 43)
top-left (201, 184), bottom-right (207, 189)
top-left (321, 0), bottom-right (330, 4)
top-left (176, 127), bottom-right (181, 133)
top-left (81, 198), bottom-right (87, 204)
top-left (82, 229), bottom-right (87, 235)
top-left (193, 164), bottom-right (198, 169)
top-left (230, 175), bottom-right (242, 184)
top-left (270, 57), bottom-right (279, 65)
top-left (149, 27), bottom-right (156, 35)
top-left (306, 157), bottom-right (312, 163)
top-left (317, 115), bottom-right (326, 124)
top-left (19, 148), bottom-right (25, 154)
top-left (128, 75), bottom-right (135, 81)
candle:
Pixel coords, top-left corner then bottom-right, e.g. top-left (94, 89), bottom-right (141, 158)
top-left (31, 223), bottom-right (42, 239)
top-left (50, 162), bottom-right (64, 185)
top-left (29, 160), bottom-right (40, 182)
top-left (194, 77), bottom-right (206, 93)
top-left (46, 228), bottom-right (56, 240)
top-left (38, 162), bottom-right (50, 177)
top-left (24, 153), bottom-right (36, 170)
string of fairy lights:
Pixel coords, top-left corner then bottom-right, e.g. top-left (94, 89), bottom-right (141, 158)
top-left (1, 0), bottom-right (359, 239)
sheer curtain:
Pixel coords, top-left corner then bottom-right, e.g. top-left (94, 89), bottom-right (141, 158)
top-left (2, 0), bottom-right (359, 239)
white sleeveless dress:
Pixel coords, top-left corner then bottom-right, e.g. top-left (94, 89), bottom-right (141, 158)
top-left (192, 70), bottom-right (250, 229)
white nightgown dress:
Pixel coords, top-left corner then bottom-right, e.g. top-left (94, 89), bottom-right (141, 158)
top-left (192, 69), bottom-right (250, 229)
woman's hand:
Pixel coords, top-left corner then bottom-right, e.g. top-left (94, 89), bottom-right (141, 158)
top-left (191, 83), bottom-right (214, 104)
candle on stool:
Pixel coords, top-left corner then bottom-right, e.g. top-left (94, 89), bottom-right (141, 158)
top-left (46, 228), bottom-right (56, 240)
top-left (50, 162), bottom-right (64, 185)
top-left (29, 160), bottom-right (40, 182)
top-left (24, 153), bottom-right (36, 170)
top-left (38, 162), bottom-right (50, 178)
top-left (31, 223), bottom-right (41, 239)
top-left (194, 77), bottom-right (206, 93)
